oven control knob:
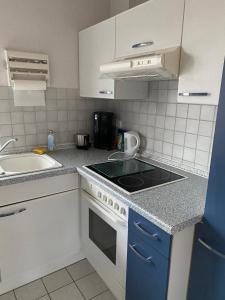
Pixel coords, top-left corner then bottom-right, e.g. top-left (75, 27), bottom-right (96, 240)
top-left (103, 195), bottom-right (107, 202)
top-left (114, 203), bottom-right (119, 211)
top-left (108, 199), bottom-right (113, 206)
top-left (120, 208), bottom-right (127, 216)
top-left (97, 191), bottom-right (102, 199)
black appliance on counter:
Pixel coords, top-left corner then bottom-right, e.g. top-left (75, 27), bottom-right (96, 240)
top-left (93, 112), bottom-right (114, 150)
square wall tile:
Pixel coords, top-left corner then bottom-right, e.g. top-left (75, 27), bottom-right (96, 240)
top-left (200, 105), bottom-right (216, 121)
top-left (164, 117), bottom-right (175, 130)
top-left (188, 105), bottom-right (201, 119)
top-left (176, 104), bottom-right (188, 118)
top-left (166, 104), bottom-right (176, 117)
top-left (184, 133), bottom-right (197, 149)
top-left (173, 145), bottom-right (184, 159)
top-left (0, 113), bottom-right (11, 125)
top-left (174, 132), bottom-right (185, 146)
top-left (197, 135), bottom-right (211, 152)
top-left (186, 119), bottom-right (199, 135)
top-left (175, 118), bottom-right (187, 132)
top-left (198, 121), bottom-right (213, 137)
top-left (183, 147), bottom-right (196, 162)
top-left (195, 150), bottom-right (209, 166)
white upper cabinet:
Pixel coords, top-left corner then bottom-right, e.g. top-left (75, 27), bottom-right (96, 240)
top-left (115, 0), bottom-right (185, 59)
top-left (79, 17), bottom-right (148, 99)
top-left (178, 0), bottom-right (225, 105)
top-left (79, 18), bottom-right (115, 99)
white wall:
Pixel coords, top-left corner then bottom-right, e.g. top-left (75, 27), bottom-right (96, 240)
top-left (0, 0), bottom-right (110, 88)
top-left (110, 0), bottom-right (129, 16)
top-left (110, 0), bottom-right (147, 16)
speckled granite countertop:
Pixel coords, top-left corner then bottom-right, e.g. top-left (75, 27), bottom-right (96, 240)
top-left (0, 148), bottom-right (208, 235)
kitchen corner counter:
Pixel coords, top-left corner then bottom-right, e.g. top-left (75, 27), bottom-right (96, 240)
top-left (78, 156), bottom-right (208, 235)
top-left (0, 148), bottom-right (208, 235)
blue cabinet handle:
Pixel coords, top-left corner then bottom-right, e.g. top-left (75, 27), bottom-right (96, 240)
top-left (134, 222), bottom-right (159, 240)
top-left (129, 244), bottom-right (153, 263)
top-left (198, 238), bottom-right (225, 260)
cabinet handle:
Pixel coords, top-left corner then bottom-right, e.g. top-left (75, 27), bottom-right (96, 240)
top-left (129, 244), bottom-right (152, 263)
top-left (0, 208), bottom-right (26, 218)
top-left (179, 92), bottom-right (209, 97)
top-left (198, 238), bottom-right (225, 260)
top-left (99, 90), bottom-right (113, 95)
top-left (132, 41), bottom-right (154, 49)
top-left (134, 221), bottom-right (159, 240)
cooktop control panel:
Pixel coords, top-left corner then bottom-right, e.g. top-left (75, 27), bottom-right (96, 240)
top-left (81, 177), bottom-right (128, 222)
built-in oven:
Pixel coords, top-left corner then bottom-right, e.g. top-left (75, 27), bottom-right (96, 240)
top-left (81, 178), bottom-right (128, 300)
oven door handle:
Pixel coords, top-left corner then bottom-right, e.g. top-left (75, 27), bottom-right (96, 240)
top-left (82, 191), bottom-right (128, 228)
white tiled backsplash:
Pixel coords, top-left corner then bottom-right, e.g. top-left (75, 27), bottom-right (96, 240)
top-left (0, 87), bottom-right (105, 153)
top-left (105, 80), bottom-right (217, 176)
top-left (0, 81), bottom-right (217, 176)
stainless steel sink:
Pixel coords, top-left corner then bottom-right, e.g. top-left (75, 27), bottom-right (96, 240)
top-left (0, 153), bottom-right (62, 176)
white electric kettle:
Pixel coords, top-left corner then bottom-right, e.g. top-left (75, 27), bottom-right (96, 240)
top-left (124, 131), bottom-right (140, 156)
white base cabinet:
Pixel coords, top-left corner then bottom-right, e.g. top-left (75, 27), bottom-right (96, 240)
top-left (0, 178), bottom-right (83, 295)
top-left (178, 0), bottom-right (225, 105)
top-left (79, 17), bottom-right (148, 100)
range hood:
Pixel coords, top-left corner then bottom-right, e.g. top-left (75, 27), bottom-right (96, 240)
top-left (100, 47), bottom-right (180, 81)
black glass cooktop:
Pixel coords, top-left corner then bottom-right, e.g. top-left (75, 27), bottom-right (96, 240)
top-left (86, 159), bottom-right (185, 194)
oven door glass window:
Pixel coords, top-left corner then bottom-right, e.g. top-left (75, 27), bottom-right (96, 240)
top-left (89, 209), bottom-right (117, 264)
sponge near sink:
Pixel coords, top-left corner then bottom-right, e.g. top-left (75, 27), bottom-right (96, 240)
top-left (32, 147), bottom-right (47, 155)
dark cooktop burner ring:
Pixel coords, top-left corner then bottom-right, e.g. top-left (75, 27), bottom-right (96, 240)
top-left (118, 175), bottom-right (145, 188)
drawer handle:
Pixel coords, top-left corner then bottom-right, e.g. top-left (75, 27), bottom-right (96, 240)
top-left (129, 244), bottom-right (152, 263)
top-left (134, 222), bottom-right (159, 241)
top-left (0, 208), bottom-right (26, 219)
top-left (198, 238), bottom-right (225, 260)
top-left (179, 92), bottom-right (209, 97)
top-left (132, 41), bottom-right (154, 49)
top-left (99, 90), bottom-right (113, 95)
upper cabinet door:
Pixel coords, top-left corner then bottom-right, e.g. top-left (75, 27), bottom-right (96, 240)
top-left (79, 18), bottom-right (115, 99)
top-left (115, 0), bottom-right (185, 59)
top-left (178, 0), bottom-right (225, 105)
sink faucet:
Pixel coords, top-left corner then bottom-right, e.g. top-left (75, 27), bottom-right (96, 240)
top-left (0, 138), bottom-right (18, 153)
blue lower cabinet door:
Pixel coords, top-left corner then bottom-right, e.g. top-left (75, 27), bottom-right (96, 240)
top-left (188, 231), bottom-right (225, 300)
top-left (126, 236), bottom-right (169, 300)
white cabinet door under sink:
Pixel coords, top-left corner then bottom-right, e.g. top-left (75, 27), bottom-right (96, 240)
top-left (178, 0), bottom-right (225, 105)
top-left (115, 0), bottom-right (185, 59)
top-left (79, 17), bottom-right (148, 100)
top-left (0, 190), bottom-right (81, 295)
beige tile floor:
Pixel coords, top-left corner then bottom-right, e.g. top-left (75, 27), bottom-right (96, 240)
top-left (0, 259), bottom-right (117, 300)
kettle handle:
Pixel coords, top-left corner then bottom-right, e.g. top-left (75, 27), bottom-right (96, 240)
top-left (128, 131), bottom-right (140, 154)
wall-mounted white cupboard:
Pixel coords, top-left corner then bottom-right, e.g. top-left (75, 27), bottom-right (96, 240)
top-left (178, 0), bottom-right (225, 105)
top-left (115, 0), bottom-right (185, 59)
top-left (79, 17), bottom-right (148, 99)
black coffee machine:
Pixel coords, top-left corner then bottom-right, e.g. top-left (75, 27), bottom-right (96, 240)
top-left (93, 112), bottom-right (114, 150)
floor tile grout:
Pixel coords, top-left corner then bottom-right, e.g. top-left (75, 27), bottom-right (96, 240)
top-left (65, 267), bottom-right (87, 300)
top-left (1, 259), bottom-right (112, 300)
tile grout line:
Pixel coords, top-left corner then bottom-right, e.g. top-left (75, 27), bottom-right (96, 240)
top-left (65, 266), bottom-right (90, 300)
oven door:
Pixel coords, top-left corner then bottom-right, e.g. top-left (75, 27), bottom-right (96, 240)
top-left (81, 190), bottom-right (127, 298)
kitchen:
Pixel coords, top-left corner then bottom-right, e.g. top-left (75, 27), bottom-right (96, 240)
top-left (0, 0), bottom-right (224, 299)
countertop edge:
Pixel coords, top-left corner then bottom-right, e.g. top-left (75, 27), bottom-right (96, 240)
top-left (77, 166), bottom-right (203, 235)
